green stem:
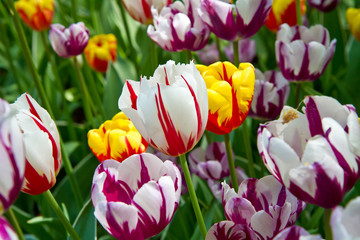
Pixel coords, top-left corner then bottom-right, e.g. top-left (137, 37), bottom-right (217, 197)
top-left (7, 208), bottom-right (25, 240)
top-left (43, 190), bottom-right (81, 240)
top-left (186, 50), bottom-right (192, 62)
top-left (224, 133), bottom-right (238, 192)
top-left (204, 130), bottom-right (211, 145)
top-left (233, 40), bottom-right (239, 66)
top-left (295, 0), bottom-right (302, 26)
top-left (179, 154), bottom-right (207, 240)
top-left (70, 0), bottom-right (78, 22)
top-left (215, 37), bottom-right (225, 62)
top-left (294, 83), bottom-right (302, 107)
top-left (242, 120), bottom-right (255, 178)
top-left (324, 208), bottom-right (332, 240)
top-left (150, 39), bottom-right (158, 72)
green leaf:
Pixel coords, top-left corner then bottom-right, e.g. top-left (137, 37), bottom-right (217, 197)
top-left (67, 199), bottom-right (96, 240)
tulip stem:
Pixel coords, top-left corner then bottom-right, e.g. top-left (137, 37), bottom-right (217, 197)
top-left (224, 133), bottom-right (239, 192)
top-left (233, 40), bottom-right (239, 66)
top-left (324, 208), bottom-right (332, 240)
top-left (242, 120), bottom-right (256, 178)
top-left (7, 208), bottom-right (25, 240)
top-left (179, 154), bottom-right (207, 240)
top-left (186, 50), bottom-right (193, 62)
top-left (150, 40), bottom-right (158, 72)
top-left (215, 37), bottom-right (225, 61)
top-left (43, 190), bottom-right (81, 240)
top-left (295, 0), bottom-right (302, 26)
top-left (295, 83), bottom-right (302, 107)
top-left (70, 0), bottom-right (78, 22)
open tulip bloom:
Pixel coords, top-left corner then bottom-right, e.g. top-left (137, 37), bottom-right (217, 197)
top-left (119, 60), bottom-right (208, 157)
top-left (257, 95), bottom-right (360, 208)
top-left (276, 24), bottom-right (336, 82)
top-left (91, 153), bottom-right (181, 240)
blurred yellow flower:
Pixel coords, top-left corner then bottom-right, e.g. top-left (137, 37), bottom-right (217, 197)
top-left (347, 8), bottom-right (360, 41)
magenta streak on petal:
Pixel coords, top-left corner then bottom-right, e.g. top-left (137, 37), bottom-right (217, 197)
top-left (241, 179), bottom-right (263, 212)
top-left (126, 81), bottom-right (138, 110)
top-left (289, 199), bottom-right (305, 226)
top-left (276, 185), bottom-right (287, 207)
top-left (305, 97), bottom-right (324, 137)
top-left (137, 154), bottom-right (151, 189)
top-left (227, 198), bottom-right (251, 225)
top-left (283, 226), bottom-right (301, 240)
top-left (264, 134), bottom-right (283, 184)
top-left (290, 26), bottom-right (301, 41)
top-left (164, 67), bottom-right (170, 85)
top-left (213, 222), bottom-right (246, 240)
top-left (103, 169), bottom-right (134, 204)
top-left (0, 218), bottom-right (12, 239)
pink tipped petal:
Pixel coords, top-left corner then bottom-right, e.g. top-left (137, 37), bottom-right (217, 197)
top-left (273, 226), bottom-right (322, 240)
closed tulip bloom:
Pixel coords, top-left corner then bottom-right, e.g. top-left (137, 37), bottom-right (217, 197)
top-left (249, 69), bottom-right (289, 120)
top-left (276, 24), bottom-right (336, 82)
top-left (224, 38), bottom-right (256, 63)
top-left (308, 0), bottom-right (340, 12)
top-left (87, 112), bottom-right (148, 163)
top-left (15, 0), bottom-right (54, 31)
top-left (84, 34), bottom-right (117, 73)
top-left (199, 0), bottom-right (272, 41)
top-left (257, 96), bottom-right (360, 208)
top-left (265, 0), bottom-right (306, 32)
top-left (272, 226), bottom-right (322, 240)
top-left (49, 22), bottom-right (89, 58)
top-left (147, 0), bottom-right (210, 52)
top-left (91, 153), bottom-right (181, 240)
top-left (331, 196), bottom-right (360, 240)
top-left (122, 0), bottom-right (172, 25)
top-left (11, 93), bottom-right (61, 195)
top-left (119, 60), bottom-right (208, 156)
top-left (0, 217), bottom-right (19, 240)
top-left (197, 43), bottom-right (220, 65)
top-left (0, 100), bottom-right (25, 213)
top-left (346, 8), bottom-right (360, 42)
top-left (196, 62), bottom-right (255, 135)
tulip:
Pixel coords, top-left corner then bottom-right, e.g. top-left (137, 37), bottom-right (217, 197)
top-left (91, 153), bottom-right (181, 240)
top-left (308, 0), bottom-right (340, 12)
top-left (14, 0), bottom-right (54, 31)
top-left (257, 95), bottom-right (360, 208)
top-left (197, 43), bottom-right (220, 65)
top-left (272, 226), bottom-right (322, 240)
top-left (196, 61), bottom-right (255, 135)
top-left (11, 93), bottom-right (61, 195)
top-left (346, 8), bottom-right (360, 42)
top-left (0, 216), bottom-right (19, 240)
top-left (224, 39), bottom-right (256, 63)
top-left (276, 24), bottom-right (336, 82)
top-left (147, 0), bottom-right (210, 52)
top-left (87, 112), bottom-right (148, 163)
top-left (206, 175), bottom-right (305, 239)
top-left (49, 22), bottom-right (90, 58)
top-left (249, 69), bottom-right (290, 120)
top-left (331, 196), bottom-right (360, 240)
top-left (119, 60), bottom-right (208, 156)
top-left (265, 0), bottom-right (306, 32)
top-left (84, 34), bottom-right (117, 73)
top-left (198, 0), bottom-right (272, 41)
top-left (0, 99), bottom-right (25, 213)
top-left (122, 0), bottom-right (172, 25)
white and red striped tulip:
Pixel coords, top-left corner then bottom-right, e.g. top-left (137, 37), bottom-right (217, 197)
top-left (249, 69), bottom-right (290, 120)
top-left (273, 226), bottom-right (322, 240)
top-left (276, 24), bottom-right (336, 82)
top-left (257, 95), bottom-right (360, 208)
top-left (11, 93), bottom-right (61, 195)
top-left (0, 99), bottom-right (25, 213)
top-left (0, 216), bottom-right (19, 240)
top-left (91, 153), bottom-right (181, 240)
top-left (118, 60), bottom-right (208, 157)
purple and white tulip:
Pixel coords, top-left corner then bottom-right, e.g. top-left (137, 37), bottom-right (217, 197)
top-left (257, 95), bottom-right (360, 208)
top-left (91, 153), bottom-right (181, 240)
top-left (49, 22), bottom-right (89, 58)
top-left (206, 175), bottom-right (305, 239)
top-left (224, 38), bottom-right (256, 63)
top-left (206, 221), bottom-right (256, 240)
top-left (0, 216), bottom-right (19, 240)
top-left (276, 24), bottom-right (336, 82)
top-left (197, 43), bottom-right (220, 65)
top-left (331, 196), bottom-right (360, 240)
top-left (273, 226), bottom-right (322, 240)
top-left (249, 69), bottom-right (290, 120)
top-left (308, 0), bottom-right (340, 12)
top-left (198, 0), bottom-right (273, 41)
top-left (147, 0), bottom-right (210, 51)
top-left (0, 99), bottom-right (25, 213)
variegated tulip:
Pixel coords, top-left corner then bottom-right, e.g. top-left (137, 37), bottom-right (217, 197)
top-left (206, 175), bottom-right (305, 239)
top-left (308, 0), bottom-right (340, 12)
top-left (122, 0), bottom-right (172, 25)
top-left (197, 43), bottom-right (220, 65)
top-left (91, 153), bottom-right (181, 240)
top-left (49, 22), bottom-right (89, 58)
top-left (273, 226), bottom-right (322, 240)
top-left (15, 0), bottom-right (54, 31)
top-left (0, 216), bottom-right (19, 240)
top-left (346, 8), bottom-right (360, 42)
top-left (0, 99), bottom-right (25, 213)
top-left (119, 60), bottom-right (208, 156)
top-left (196, 61), bottom-right (255, 135)
top-left (87, 112), bottom-right (148, 163)
top-left (224, 39), bottom-right (256, 63)
top-left (249, 69), bottom-right (289, 120)
top-left (11, 93), bottom-right (61, 195)
top-left (198, 0), bottom-right (273, 41)
top-left (147, 0), bottom-right (210, 52)
top-left (257, 96), bottom-right (360, 208)
top-left (265, 0), bottom-right (306, 32)
top-left (84, 34), bottom-right (117, 73)
top-left (276, 24), bottom-right (336, 82)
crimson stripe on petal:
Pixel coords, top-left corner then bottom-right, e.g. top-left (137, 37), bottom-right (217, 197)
top-left (305, 97), bottom-right (324, 137)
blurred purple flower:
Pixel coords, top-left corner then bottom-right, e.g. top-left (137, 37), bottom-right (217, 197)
top-left (308, 0), bottom-right (340, 12)
top-left (49, 22), bottom-right (89, 58)
top-left (197, 42), bottom-right (219, 65)
top-left (276, 24), bottom-right (336, 82)
top-left (224, 38), bottom-right (256, 63)
top-left (91, 153), bottom-right (181, 240)
top-left (249, 69), bottom-right (290, 120)
top-left (257, 95), bottom-right (360, 208)
top-left (0, 216), bottom-right (18, 240)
